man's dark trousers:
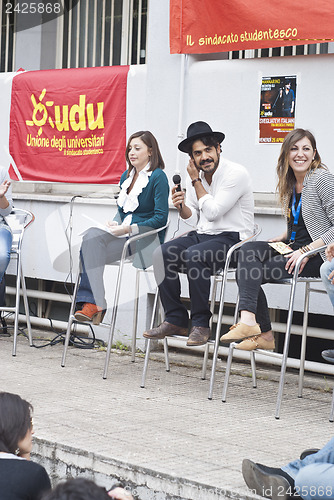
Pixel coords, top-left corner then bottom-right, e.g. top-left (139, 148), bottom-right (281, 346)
top-left (153, 230), bottom-right (240, 329)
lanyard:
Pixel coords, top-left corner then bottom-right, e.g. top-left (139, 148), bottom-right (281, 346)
top-left (290, 187), bottom-right (302, 243)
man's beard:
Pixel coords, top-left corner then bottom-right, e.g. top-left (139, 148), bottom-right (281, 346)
top-left (198, 158), bottom-right (219, 174)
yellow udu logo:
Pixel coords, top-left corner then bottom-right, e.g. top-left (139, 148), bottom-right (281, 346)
top-left (26, 89), bottom-right (105, 135)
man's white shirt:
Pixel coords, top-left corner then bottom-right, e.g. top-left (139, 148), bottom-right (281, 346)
top-left (184, 158), bottom-right (254, 240)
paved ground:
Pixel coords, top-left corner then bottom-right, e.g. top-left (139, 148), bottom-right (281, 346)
top-left (1, 326), bottom-right (334, 499)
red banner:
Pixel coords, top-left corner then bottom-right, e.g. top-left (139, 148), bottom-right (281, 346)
top-left (170, 0), bottom-right (334, 54)
top-left (9, 65), bottom-right (129, 183)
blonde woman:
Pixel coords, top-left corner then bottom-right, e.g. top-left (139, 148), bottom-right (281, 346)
top-left (221, 128), bottom-right (334, 350)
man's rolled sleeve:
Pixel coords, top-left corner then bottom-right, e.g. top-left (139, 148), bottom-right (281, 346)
top-left (198, 194), bottom-right (212, 210)
top-left (200, 172), bottom-right (248, 222)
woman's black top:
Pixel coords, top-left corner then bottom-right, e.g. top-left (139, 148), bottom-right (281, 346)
top-left (0, 456), bottom-right (51, 500)
top-left (286, 192), bottom-right (312, 250)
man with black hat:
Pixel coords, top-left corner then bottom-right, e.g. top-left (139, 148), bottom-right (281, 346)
top-left (279, 79), bottom-right (295, 117)
top-left (143, 121), bottom-right (254, 346)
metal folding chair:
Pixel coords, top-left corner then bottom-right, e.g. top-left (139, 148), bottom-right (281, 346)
top-left (61, 221), bottom-right (169, 379)
top-left (324, 347), bottom-right (334, 423)
top-left (1, 208), bottom-right (34, 356)
top-left (221, 245), bottom-right (329, 419)
top-left (330, 388), bottom-right (334, 422)
top-left (140, 224), bottom-right (262, 390)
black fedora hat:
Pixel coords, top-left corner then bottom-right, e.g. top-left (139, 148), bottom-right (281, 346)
top-left (178, 121), bottom-right (225, 153)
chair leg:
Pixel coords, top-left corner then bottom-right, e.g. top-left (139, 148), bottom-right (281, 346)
top-left (222, 343), bottom-right (235, 402)
top-left (208, 272), bottom-right (229, 399)
top-left (103, 260), bottom-right (126, 379)
top-left (131, 269), bottom-right (140, 362)
top-left (20, 263), bottom-right (32, 346)
top-left (222, 346), bottom-right (256, 403)
top-left (201, 343), bottom-right (210, 380)
top-left (250, 351), bottom-right (257, 388)
top-left (202, 276), bottom-right (218, 380)
top-left (12, 256), bottom-right (22, 357)
top-left (140, 288), bottom-right (160, 388)
top-left (298, 282), bottom-right (310, 398)
top-left (218, 293), bottom-right (240, 393)
top-left (141, 339), bottom-right (151, 388)
top-left (233, 293), bottom-right (240, 323)
top-left (275, 275), bottom-right (298, 419)
top-left (61, 269), bottom-right (81, 367)
top-left (163, 337), bottom-right (170, 372)
top-left (329, 387), bottom-right (334, 422)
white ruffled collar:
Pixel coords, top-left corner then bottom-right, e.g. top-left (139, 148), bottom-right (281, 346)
top-left (117, 163), bottom-right (152, 213)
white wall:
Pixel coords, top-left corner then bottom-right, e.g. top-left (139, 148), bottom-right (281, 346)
top-left (6, 0), bottom-right (334, 195)
top-left (182, 55), bottom-right (334, 192)
top-left (7, 0), bottom-right (334, 343)
top-left (131, 0), bottom-right (334, 193)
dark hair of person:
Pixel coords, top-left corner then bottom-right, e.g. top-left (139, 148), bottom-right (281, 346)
top-left (276, 128), bottom-right (325, 214)
top-left (125, 130), bottom-right (165, 176)
top-left (0, 392), bottom-right (33, 454)
top-left (42, 478), bottom-right (110, 500)
top-left (189, 135), bottom-right (221, 157)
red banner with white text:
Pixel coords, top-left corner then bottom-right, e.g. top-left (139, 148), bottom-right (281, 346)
top-left (170, 0), bottom-right (334, 54)
top-left (9, 65), bottom-right (129, 183)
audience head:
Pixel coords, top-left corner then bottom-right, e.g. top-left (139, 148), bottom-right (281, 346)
top-left (276, 128), bottom-right (323, 210)
top-left (125, 130), bottom-right (165, 174)
top-left (0, 391), bottom-right (33, 455)
top-left (42, 478), bottom-right (110, 500)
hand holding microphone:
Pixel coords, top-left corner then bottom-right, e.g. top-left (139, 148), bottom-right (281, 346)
top-left (172, 173), bottom-right (184, 211)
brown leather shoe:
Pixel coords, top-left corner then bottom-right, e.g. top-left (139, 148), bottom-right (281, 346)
top-left (143, 321), bottom-right (188, 339)
top-left (186, 326), bottom-right (211, 346)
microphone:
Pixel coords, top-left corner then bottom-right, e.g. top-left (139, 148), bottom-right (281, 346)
top-left (172, 174), bottom-right (182, 209)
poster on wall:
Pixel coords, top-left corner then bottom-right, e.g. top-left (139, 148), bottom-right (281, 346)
top-left (259, 75), bottom-right (297, 143)
top-left (9, 65), bottom-right (129, 184)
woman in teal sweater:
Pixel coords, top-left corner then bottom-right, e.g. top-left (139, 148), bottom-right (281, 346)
top-left (75, 130), bottom-right (169, 324)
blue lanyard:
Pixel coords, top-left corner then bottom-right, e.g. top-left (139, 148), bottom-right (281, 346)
top-left (290, 187), bottom-right (302, 243)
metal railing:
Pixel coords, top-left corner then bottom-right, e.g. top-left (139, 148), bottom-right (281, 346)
top-left (0, 3), bottom-right (14, 72)
top-left (229, 42), bottom-right (334, 59)
top-left (59, 0), bottom-right (148, 68)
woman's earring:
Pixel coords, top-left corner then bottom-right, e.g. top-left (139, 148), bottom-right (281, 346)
top-left (15, 447), bottom-right (20, 455)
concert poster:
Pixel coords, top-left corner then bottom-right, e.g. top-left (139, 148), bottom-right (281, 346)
top-left (259, 75), bottom-right (297, 143)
